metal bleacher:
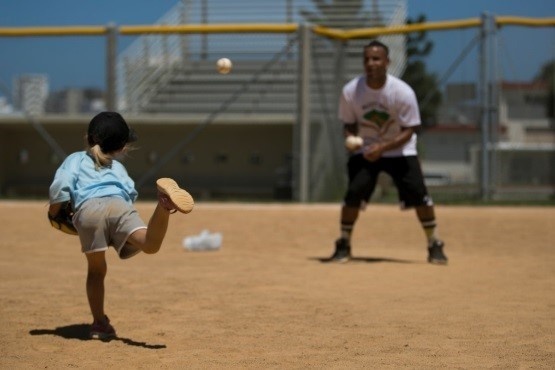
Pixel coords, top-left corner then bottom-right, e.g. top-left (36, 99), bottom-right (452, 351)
top-left (115, 0), bottom-right (407, 201)
top-left (117, 0), bottom-right (407, 118)
top-left (140, 59), bottom-right (299, 115)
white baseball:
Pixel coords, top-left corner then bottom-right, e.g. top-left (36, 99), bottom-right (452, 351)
top-left (216, 58), bottom-right (232, 74)
top-left (345, 135), bottom-right (363, 151)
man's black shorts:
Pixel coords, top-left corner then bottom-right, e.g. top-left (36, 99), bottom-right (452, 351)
top-left (344, 154), bottom-right (433, 209)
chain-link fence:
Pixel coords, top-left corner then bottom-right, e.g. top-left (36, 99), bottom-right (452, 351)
top-left (0, 1), bottom-right (553, 202)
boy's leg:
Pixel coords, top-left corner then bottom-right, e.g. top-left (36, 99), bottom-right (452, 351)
top-left (85, 251), bottom-right (107, 323)
top-left (128, 179), bottom-right (194, 254)
top-left (127, 196), bottom-right (171, 254)
top-left (86, 251), bottom-right (116, 339)
top-left (142, 198), bottom-right (172, 254)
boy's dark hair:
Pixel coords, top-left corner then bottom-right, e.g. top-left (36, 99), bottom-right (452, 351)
top-left (87, 111), bottom-right (137, 153)
top-left (364, 40), bottom-right (389, 56)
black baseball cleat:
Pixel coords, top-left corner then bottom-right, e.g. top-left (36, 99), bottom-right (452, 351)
top-left (329, 238), bottom-right (351, 263)
top-left (427, 239), bottom-right (448, 265)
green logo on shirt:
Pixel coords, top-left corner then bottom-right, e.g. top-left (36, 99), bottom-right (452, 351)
top-left (363, 110), bottom-right (390, 127)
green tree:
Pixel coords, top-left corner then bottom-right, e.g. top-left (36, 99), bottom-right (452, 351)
top-left (401, 15), bottom-right (442, 126)
top-left (534, 59), bottom-right (555, 118)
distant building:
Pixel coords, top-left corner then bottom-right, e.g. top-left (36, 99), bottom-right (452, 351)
top-left (438, 80), bottom-right (552, 143)
top-left (421, 80), bottom-right (553, 194)
top-left (13, 74), bottom-right (49, 115)
top-left (499, 81), bottom-right (552, 144)
top-left (0, 96), bottom-right (14, 114)
top-left (500, 81), bottom-right (550, 120)
top-left (438, 82), bottom-right (479, 125)
top-left (46, 88), bottom-right (105, 114)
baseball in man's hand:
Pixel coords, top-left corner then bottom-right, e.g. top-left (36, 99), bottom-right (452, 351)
top-left (345, 135), bottom-right (363, 151)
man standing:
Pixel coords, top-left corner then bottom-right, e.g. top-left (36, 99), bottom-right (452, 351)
top-left (330, 40), bottom-right (447, 265)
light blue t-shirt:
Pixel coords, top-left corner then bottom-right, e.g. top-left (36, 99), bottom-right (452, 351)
top-left (49, 151), bottom-right (138, 211)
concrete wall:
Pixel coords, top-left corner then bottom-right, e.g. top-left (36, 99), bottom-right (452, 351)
top-left (1, 114), bottom-right (551, 201)
top-left (0, 116), bottom-right (294, 201)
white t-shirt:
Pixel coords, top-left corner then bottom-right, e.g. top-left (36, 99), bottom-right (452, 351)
top-left (339, 74), bottom-right (421, 157)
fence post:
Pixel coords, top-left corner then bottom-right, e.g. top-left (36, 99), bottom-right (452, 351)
top-left (489, 14), bottom-right (500, 198)
top-left (297, 24), bottom-right (311, 202)
top-left (479, 13), bottom-right (492, 200)
top-left (179, 1), bottom-right (191, 64)
top-left (106, 23), bottom-right (117, 111)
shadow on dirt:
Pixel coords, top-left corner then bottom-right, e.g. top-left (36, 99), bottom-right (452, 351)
top-left (29, 324), bottom-right (166, 349)
top-left (312, 256), bottom-right (419, 264)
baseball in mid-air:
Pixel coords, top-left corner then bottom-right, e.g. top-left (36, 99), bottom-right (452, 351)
top-left (216, 58), bottom-right (232, 74)
top-left (345, 135), bottom-right (363, 151)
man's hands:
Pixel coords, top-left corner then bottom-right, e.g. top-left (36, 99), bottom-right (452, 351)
top-left (361, 127), bottom-right (415, 162)
top-left (362, 142), bottom-right (384, 162)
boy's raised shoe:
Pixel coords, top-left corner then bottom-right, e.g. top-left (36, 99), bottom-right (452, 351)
top-left (156, 178), bottom-right (194, 214)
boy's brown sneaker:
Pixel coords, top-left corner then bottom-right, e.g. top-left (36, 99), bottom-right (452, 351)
top-left (90, 315), bottom-right (116, 340)
top-left (156, 178), bottom-right (194, 214)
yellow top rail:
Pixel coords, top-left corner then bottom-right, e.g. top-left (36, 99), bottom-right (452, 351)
top-left (0, 16), bottom-right (553, 38)
top-left (0, 26), bottom-right (108, 37)
top-left (496, 16), bottom-right (555, 27)
top-left (314, 18), bottom-right (483, 40)
top-left (120, 23), bottom-right (299, 35)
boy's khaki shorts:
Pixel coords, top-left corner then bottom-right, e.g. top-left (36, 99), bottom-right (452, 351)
top-left (73, 197), bottom-right (146, 259)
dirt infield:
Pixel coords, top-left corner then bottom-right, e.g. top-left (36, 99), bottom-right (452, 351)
top-left (0, 201), bottom-right (553, 369)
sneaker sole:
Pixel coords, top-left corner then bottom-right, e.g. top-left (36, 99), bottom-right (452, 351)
top-left (90, 331), bottom-right (116, 340)
top-left (329, 255), bottom-right (351, 263)
top-left (428, 258), bottom-right (448, 265)
top-left (156, 178), bottom-right (195, 214)
top-left (332, 258), bottom-right (350, 263)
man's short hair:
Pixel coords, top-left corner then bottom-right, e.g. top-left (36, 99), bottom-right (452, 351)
top-left (364, 40), bottom-right (389, 56)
